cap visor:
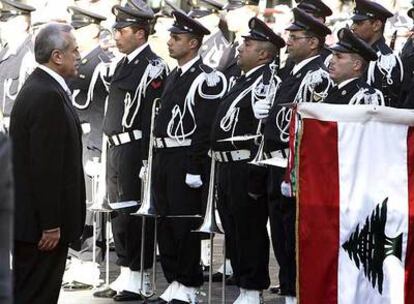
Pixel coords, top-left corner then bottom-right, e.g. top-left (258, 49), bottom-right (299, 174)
top-left (113, 21), bottom-right (134, 29)
top-left (351, 14), bottom-right (370, 21)
top-left (168, 26), bottom-right (189, 34)
top-left (286, 23), bottom-right (303, 31)
top-left (329, 43), bottom-right (351, 53)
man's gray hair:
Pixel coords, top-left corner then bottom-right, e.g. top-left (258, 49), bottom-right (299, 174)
top-left (34, 23), bottom-right (74, 64)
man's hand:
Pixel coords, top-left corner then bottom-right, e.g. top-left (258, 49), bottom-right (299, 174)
top-left (38, 227), bottom-right (60, 251)
top-left (185, 174), bottom-right (203, 188)
top-left (253, 99), bottom-right (271, 120)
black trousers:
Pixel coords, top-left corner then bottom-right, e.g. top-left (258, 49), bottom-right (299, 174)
top-left (217, 161), bottom-right (270, 290)
top-left (13, 241), bottom-right (68, 304)
top-left (267, 166), bottom-right (296, 296)
top-left (153, 149), bottom-right (203, 287)
top-left (106, 141), bottom-right (142, 203)
top-left (110, 206), bottom-right (155, 270)
top-left (107, 141), bottom-right (154, 269)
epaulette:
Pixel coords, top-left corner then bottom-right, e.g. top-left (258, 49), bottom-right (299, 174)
top-left (349, 87), bottom-right (385, 105)
top-left (146, 58), bottom-right (169, 79)
top-left (295, 68), bottom-right (333, 103)
top-left (367, 52), bottom-right (404, 85)
top-left (200, 64), bottom-right (222, 87)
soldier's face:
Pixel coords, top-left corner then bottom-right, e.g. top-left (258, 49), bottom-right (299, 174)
top-left (237, 39), bottom-right (262, 72)
top-left (113, 26), bottom-right (141, 54)
top-left (167, 33), bottom-right (195, 60)
top-left (286, 30), bottom-right (315, 63)
top-left (58, 32), bottom-right (81, 79)
top-left (328, 51), bottom-right (358, 83)
top-left (351, 19), bottom-right (375, 43)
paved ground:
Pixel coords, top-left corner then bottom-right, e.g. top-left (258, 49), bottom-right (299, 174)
top-left (58, 235), bottom-right (286, 304)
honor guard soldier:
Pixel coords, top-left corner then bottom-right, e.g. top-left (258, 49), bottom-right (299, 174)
top-left (63, 5), bottom-right (113, 290)
top-left (0, 0), bottom-right (36, 131)
top-left (94, 1), bottom-right (169, 301)
top-left (325, 28), bottom-right (384, 105)
top-left (253, 8), bottom-right (333, 302)
top-left (150, 10), bottom-right (226, 304)
top-left (351, 0), bottom-right (404, 107)
top-left (280, 0), bottom-right (332, 79)
top-left (211, 17), bottom-right (285, 304)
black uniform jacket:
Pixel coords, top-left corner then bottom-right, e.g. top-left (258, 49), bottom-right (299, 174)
top-left (0, 35), bottom-right (34, 116)
top-left (10, 68), bottom-right (86, 244)
top-left (264, 56), bottom-right (329, 152)
top-left (211, 65), bottom-right (266, 152)
top-left (365, 37), bottom-right (404, 107)
top-left (103, 45), bottom-right (166, 159)
top-left (69, 46), bottom-right (111, 155)
top-left (154, 58), bottom-right (225, 175)
top-left (324, 78), bottom-right (380, 105)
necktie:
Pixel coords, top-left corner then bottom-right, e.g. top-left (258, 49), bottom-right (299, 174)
top-left (171, 68), bottom-right (182, 83)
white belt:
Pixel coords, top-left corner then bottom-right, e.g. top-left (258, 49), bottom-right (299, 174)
top-left (210, 149), bottom-right (251, 162)
top-left (155, 137), bottom-right (192, 148)
top-left (107, 130), bottom-right (142, 147)
top-left (264, 149), bottom-right (288, 160)
top-left (261, 149), bottom-right (289, 168)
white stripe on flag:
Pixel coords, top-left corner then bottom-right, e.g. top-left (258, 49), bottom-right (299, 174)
top-left (337, 121), bottom-right (408, 304)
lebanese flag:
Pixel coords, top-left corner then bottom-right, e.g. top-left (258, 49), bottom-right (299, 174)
top-left (296, 103), bottom-right (414, 304)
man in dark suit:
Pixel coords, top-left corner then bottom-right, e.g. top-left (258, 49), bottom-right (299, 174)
top-left (253, 9), bottom-right (332, 302)
top-left (10, 23), bottom-right (85, 304)
top-left (150, 10), bottom-right (226, 304)
top-left (210, 17), bottom-right (285, 304)
top-left (325, 28), bottom-right (384, 105)
top-left (93, 1), bottom-right (169, 301)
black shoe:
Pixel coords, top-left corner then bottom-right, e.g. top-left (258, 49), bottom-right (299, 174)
top-left (113, 290), bottom-right (143, 301)
top-left (63, 281), bottom-right (93, 291)
top-left (93, 287), bottom-right (117, 298)
top-left (226, 276), bottom-right (237, 285)
top-left (146, 297), bottom-right (169, 304)
top-left (269, 285), bottom-right (281, 294)
top-left (170, 300), bottom-right (188, 304)
top-left (203, 272), bottom-right (230, 282)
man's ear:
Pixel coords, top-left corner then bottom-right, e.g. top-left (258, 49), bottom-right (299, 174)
top-left (309, 36), bottom-right (320, 51)
top-left (188, 37), bottom-right (200, 50)
top-left (50, 49), bottom-right (63, 66)
top-left (372, 19), bottom-right (384, 33)
top-left (353, 58), bottom-right (362, 72)
top-left (134, 28), bottom-right (145, 40)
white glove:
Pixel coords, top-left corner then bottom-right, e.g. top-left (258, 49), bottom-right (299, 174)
top-left (139, 166), bottom-right (146, 179)
top-left (253, 99), bottom-right (271, 120)
top-left (281, 180), bottom-right (293, 197)
top-left (185, 174), bottom-right (203, 188)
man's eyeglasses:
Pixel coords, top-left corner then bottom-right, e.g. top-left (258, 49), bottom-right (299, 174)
top-left (287, 35), bottom-right (314, 42)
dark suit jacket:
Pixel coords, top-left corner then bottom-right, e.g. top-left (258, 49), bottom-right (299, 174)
top-left (10, 67), bottom-right (86, 244)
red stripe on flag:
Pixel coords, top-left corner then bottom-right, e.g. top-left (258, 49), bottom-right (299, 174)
top-left (405, 127), bottom-right (414, 303)
top-left (298, 119), bottom-right (339, 304)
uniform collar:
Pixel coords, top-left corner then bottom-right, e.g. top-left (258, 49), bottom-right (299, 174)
top-left (244, 64), bottom-right (265, 78)
top-left (38, 64), bottom-right (71, 93)
top-left (292, 55), bottom-right (320, 75)
top-left (338, 77), bottom-right (358, 89)
top-left (178, 55), bottom-right (201, 75)
top-left (126, 42), bottom-right (149, 63)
